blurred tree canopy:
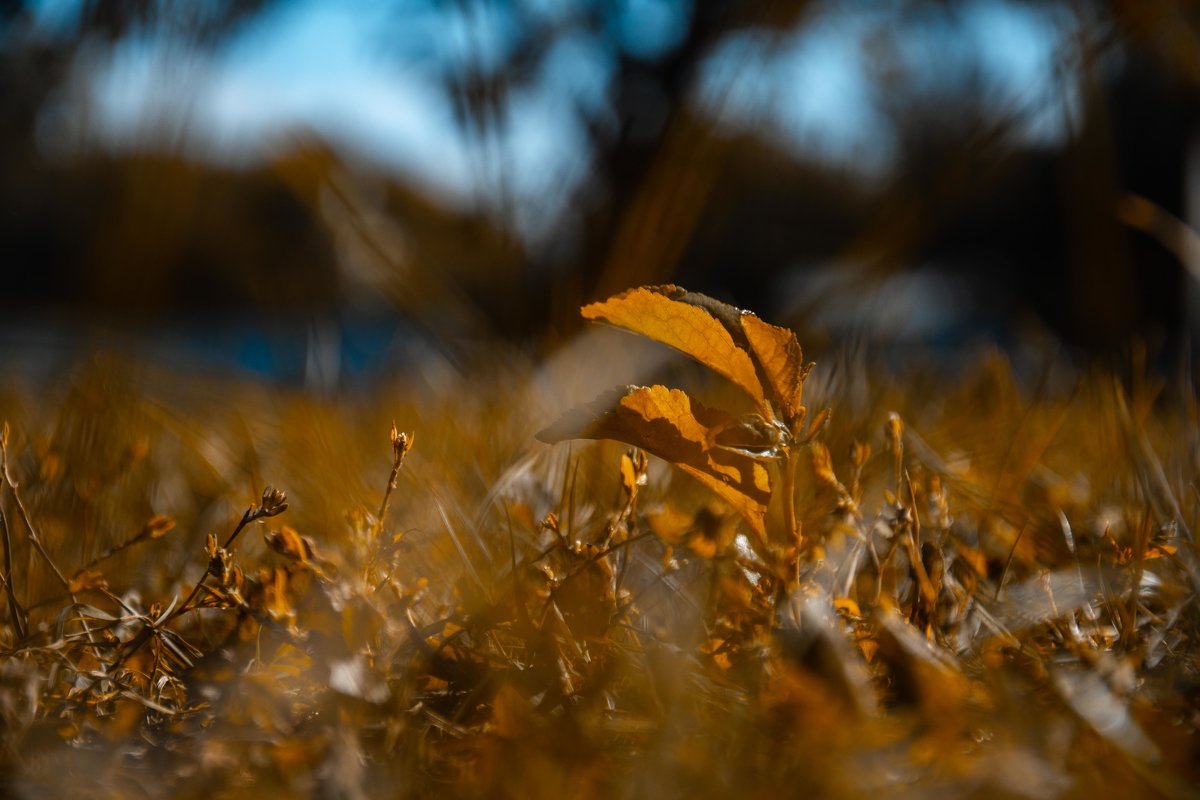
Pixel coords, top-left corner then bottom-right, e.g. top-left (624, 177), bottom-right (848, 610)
top-left (2, 0), bottom-right (1200, 365)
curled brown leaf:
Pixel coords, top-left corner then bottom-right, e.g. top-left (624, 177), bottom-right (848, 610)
top-left (538, 385), bottom-right (772, 539)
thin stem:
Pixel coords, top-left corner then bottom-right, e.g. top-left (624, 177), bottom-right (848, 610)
top-left (222, 507), bottom-right (257, 551)
top-left (377, 462), bottom-right (404, 534)
top-left (2, 432), bottom-right (94, 649)
top-left (0, 507), bottom-right (27, 640)
top-left (2, 460), bottom-right (70, 590)
top-left (783, 445), bottom-right (802, 588)
top-left (110, 499), bottom-right (273, 675)
top-left (376, 426), bottom-right (413, 537)
top-left (172, 506), bottom-right (258, 627)
top-left (79, 523), bottom-right (164, 572)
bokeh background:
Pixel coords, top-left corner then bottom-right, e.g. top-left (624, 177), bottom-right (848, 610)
top-left (2, 0), bottom-right (1199, 386)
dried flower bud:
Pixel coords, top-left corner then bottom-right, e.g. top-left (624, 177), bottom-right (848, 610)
top-left (886, 412), bottom-right (903, 445)
top-left (260, 485), bottom-right (288, 517)
top-left (208, 542), bottom-right (231, 584)
top-left (215, 549), bottom-right (234, 587)
top-left (391, 424), bottom-right (413, 463)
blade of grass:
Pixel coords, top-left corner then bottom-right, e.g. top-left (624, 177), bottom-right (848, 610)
top-left (433, 495), bottom-right (487, 597)
top-left (0, 506), bottom-right (27, 640)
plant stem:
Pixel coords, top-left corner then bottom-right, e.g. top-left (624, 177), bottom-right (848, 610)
top-left (171, 506), bottom-right (258, 626)
top-left (377, 462), bottom-right (404, 536)
top-left (376, 430), bottom-right (413, 538)
top-left (0, 507), bottom-right (27, 640)
top-left (783, 445), bottom-right (802, 588)
top-left (2, 432), bottom-right (93, 647)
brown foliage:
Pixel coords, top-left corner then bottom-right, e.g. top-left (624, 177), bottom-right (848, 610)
top-left (0, 289), bottom-right (1196, 798)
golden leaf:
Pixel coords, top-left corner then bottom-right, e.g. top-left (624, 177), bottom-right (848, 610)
top-left (619, 450), bottom-right (647, 497)
top-left (646, 507), bottom-right (692, 545)
top-left (261, 566), bottom-right (294, 622)
top-left (265, 525), bottom-right (315, 564)
top-left (810, 442), bottom-right (839, 488)
top-left (675, 502), bottom-right (740, 559)
top-left (582, 285), bottom-right (768, 413)
top-left (687, 528), bottom-right (719, 559)
top-left (538, 385), bottom-right (771, 539)
top-left (69, 568), bottom-right (107, 594)
top-left (802, 407), bottom-right (832, 444)
top-left (833, 597), bottom-right (862, 618)
top-left (142, 514), bottom-right (176, 539)
top-left (740, 313), bottom-right (807, 422)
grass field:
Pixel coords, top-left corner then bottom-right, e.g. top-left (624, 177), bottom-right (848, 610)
top-left (0, 289), bottom-right (1197, 799)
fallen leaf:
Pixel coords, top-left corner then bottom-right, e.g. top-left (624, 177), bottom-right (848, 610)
top-left (778, 590), bottom-right (877, 717)
top-left (582, 286), bottom-right (768, 413)
top-left (874, 606), bottom-right (969, 729)
top-left (1051, 665), bottom-right (1159, 763)
top-left (990, 567), bottom-right (1109, 633)
top-left (329, 654), bottom-right (390, 704)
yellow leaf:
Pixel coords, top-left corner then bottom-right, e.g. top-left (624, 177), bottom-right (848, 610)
top-left (142, 514), bottom-right (176, 539)
top-left (803, 407), bottom-right (832, 443)
top-left (740, 313), bottom-right (807, 422)
top-left (265, 525), bottom-right (314, 563)
top-left (582, 285), bottom-right (767, 413)
top-left (833, 597), bottom-right (862, 618)
top-left (619, 450), bottom-right (647, 496)
top-left (1145, 542), bottom-right (1177, 560)
top-left (538, 385), bottom-right (770, 539)
top-left (687, 529), bottom-right (719, 559)
top-left (810, 442), bottom-right (839, 488)
top-left (69, 568), bottom-right (107, 594)
top-left (647, 507), bottom-right (692, 545)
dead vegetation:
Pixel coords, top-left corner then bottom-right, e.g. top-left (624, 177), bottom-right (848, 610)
top-left (0, 287), bottom-right (1197, 799)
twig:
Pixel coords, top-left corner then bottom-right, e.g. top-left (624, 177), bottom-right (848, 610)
top-left (1, 423), bottom-right (91, 648)
top-left (376, 423), bottom-right (413, 537)
top-left (995, 522), bottom-right (1029, 602)
top-left (1, 436), bottom-right (70, 591)
top-left (107, 486), bottom-right (288, 675)
top-left (78, 516), bottom-right (175, 572)
top-left (178, 486), bottom-right (289, 626)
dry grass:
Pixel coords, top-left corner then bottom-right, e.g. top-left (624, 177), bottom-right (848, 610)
top-left (0, 328), bottom-right (1197, 799)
